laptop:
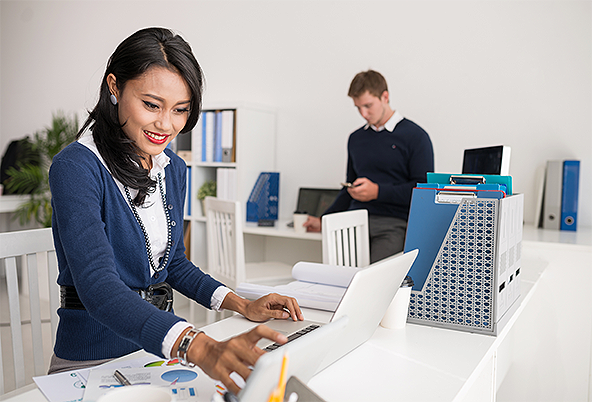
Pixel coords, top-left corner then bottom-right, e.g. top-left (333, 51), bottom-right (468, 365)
top-left (288, 188), bottom-right (340, 227)
top-left (462, 145), bottom-right (511, 176)
top-left (238, 316), bottom-right (348, 402)
top-left (256, 249), bottom-right (419, 372)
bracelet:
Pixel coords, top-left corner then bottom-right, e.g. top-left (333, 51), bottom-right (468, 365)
top-left (176, 328), bottom-right (203, 367)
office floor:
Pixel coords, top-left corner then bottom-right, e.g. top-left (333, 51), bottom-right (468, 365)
top-left (0, 279), bottom-right (206, 395)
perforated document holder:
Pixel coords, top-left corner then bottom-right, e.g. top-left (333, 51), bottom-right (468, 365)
top-left (404, 183), bottom-right (524, 335)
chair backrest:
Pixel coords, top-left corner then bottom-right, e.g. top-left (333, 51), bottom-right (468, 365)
top-left (322, 209), bottom-right (370, 267)
top-left (0, 227), bottom-right (59, 394)
top-left (204, 197), bottom-right (246, 290)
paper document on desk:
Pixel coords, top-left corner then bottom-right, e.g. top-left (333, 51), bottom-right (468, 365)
top-left (82, 365), bottom-right (215, 402)
top-left (236, 262), bottom-right (360, 311)
top-left (33, 355), bottom-right (186, 402)
top-left (33, 368), bottom-right (89, 402)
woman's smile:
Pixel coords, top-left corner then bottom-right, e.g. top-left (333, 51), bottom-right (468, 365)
top-left (143, 130), bottom-right (170, 145)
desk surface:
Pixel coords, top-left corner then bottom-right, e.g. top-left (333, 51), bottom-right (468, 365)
top-left (243, 219), bottom-right (321, 241)
top-left (4, 239), bottom-right (588, 402)
top-left (522, 223), bottom-right (592, 246)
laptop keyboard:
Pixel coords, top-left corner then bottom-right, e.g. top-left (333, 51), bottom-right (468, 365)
top-left (263, 324), bottom-right (320, 352)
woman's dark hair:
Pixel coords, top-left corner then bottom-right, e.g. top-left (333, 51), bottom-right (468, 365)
top-left (78, 27), bottom-right (203, 205)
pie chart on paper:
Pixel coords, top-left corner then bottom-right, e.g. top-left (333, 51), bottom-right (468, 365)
top-left (161, 369), bottom-right (198, 383)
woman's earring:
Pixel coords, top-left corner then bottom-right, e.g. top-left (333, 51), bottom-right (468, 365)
top-left (110, 94), bottom-right (118, 105)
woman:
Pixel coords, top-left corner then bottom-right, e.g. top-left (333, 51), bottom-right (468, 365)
top-left (48, 27), bottom-right (302, 395)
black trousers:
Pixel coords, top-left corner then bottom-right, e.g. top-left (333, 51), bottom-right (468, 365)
top-left (368, 215), bottom-right (408, 264)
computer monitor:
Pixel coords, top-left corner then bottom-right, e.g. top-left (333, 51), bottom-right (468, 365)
top-left (462, 145), bottom-right (511, 176)
top-left (295, 188), bottom-right (340, 217)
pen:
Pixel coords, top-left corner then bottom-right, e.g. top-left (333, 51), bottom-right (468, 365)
top-left (267, 353), bottom-right (289, 402)
top-left (113, 370), bottom-right (131, 386)
top-left (277, 353), bottom-right (289, 401)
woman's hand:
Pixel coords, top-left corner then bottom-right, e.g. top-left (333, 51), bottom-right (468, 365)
top-left (183, 325), bottom-right (288, 395)
top-left (243, 293), bottom-right (304, 322)
top-left (221, 292), bottom-right (304, 323)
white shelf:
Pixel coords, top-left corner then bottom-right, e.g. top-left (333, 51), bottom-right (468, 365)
top-left (193, 162), bottom-right (237, 168)
top-left (173, 105), bottom-right (277, 272)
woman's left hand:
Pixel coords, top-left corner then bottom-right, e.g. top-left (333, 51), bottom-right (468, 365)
top-left (221, 292), bottom-right (304, 323)
top-left (243, 293), bottom-right (304, 322)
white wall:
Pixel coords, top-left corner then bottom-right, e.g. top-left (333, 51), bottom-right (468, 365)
top-left (1, 0), bottom-right (590, 227)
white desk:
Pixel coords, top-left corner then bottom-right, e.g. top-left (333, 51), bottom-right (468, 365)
top-left (0, 195), bottom-right (33, 232)
top-left (243, 219), bottom-right (321, 241)
top-left (3, 233), bottom-right (591, 402)
top-left (243, 220), bottom-right (322, 266)
top-left (0, 195), bottom-right (28, 214)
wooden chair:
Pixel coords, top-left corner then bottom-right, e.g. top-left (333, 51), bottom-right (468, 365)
top-left (203, 197), bottom-right (293, 322)
top-left (322, 209), bottom-right (370, 268)
top-left (0, 228), bottom-right (59, 394)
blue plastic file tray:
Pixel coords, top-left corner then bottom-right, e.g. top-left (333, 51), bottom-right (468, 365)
top-left (246, 172), bottom-right (279, 222)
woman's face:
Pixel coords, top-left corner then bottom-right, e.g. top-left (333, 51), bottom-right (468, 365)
top-left (107, 66), bottom-right (191, 168)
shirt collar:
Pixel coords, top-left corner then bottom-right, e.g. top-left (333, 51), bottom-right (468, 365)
top-left (364, 109), bottom-right (404, 132)
top-left (150, 150), bottom-right (170, 178)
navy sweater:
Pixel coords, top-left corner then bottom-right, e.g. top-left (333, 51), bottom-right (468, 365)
top-left (325, 118), bottom-right (434, 221)
top-left (49, 142), bottom-right (223, 361)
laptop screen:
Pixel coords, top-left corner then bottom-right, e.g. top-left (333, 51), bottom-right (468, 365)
top-left (296, 188), bottom-right (340, 217)
top-left (462, 145), bottom-right (511, 176)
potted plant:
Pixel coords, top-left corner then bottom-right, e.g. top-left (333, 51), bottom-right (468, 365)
top-left (197, 180), bottom-right (216, 215)
top-left (3, 111), bottom-right (78, 227)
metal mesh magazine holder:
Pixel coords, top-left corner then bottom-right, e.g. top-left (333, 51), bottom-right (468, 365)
top-left (403, 174), bottom-right (523, 335)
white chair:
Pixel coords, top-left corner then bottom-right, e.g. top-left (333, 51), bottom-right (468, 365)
top-left (322, 209), bottom-right (370, 268)
top-left (203, 197), bottom-right (293, 322)
top-left (0, 228), bottom-right (59, 394)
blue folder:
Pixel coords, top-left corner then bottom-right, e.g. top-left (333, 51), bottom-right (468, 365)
top-left (560, 160), bottom-right (580, 231)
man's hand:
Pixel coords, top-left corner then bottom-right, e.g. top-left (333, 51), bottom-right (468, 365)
top-left (348, 177), bottom-right (379, 202)
top-left (303, 216), bottom-right (321, 232)
top-left (186, 325), bottom-right (288, 395)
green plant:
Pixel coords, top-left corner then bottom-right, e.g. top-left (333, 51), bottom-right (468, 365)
top-left (4, 111), bottom-right (78, 227)
top-left (197, 180), bottom-right (216, 201)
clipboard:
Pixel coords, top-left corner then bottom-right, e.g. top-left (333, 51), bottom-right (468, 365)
top-left (426, 172), bottom-right (513, 195)
top-left (284, 376), bottom-right (326, 402)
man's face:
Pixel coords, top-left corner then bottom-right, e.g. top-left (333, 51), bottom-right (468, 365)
top-left (353, 90), bottom-right (389, 127)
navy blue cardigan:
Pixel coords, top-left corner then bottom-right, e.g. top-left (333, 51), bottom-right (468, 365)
top-left (325, 118), bottom-right (434, 221)
top-left (49, 142), bottom-right (223, 361)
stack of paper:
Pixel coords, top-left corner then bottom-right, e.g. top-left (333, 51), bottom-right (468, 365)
top-left (236, 262), bottom-right (361, 312)
top-left (216, 168), bottom-right (237, 201)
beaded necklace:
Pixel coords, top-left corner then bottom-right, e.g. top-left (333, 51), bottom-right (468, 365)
top-left (124, 173), bottom-right (172, 275)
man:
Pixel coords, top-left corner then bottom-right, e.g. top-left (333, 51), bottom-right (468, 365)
top-left (304, 70), bottom-right (434, 263)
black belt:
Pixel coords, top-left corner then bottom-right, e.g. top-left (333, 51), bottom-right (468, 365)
top-left (60, 282), bottom-right (173, 312)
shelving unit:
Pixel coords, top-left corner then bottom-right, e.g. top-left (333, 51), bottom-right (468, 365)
top-left (172, 103), bottom-right (277, 273)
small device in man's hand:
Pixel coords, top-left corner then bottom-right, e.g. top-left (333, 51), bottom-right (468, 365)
top-left (341, 182), bottom-right (353, 188)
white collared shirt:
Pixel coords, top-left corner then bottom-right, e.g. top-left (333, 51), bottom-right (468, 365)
top-left (365, 109), bottom-right (404, 132)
